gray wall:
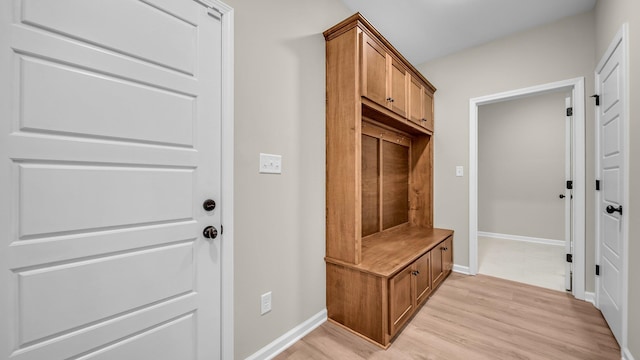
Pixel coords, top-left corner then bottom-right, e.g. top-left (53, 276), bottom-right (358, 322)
top-left (417, 10), bottom-right (596, 288)
top-left (595, 0), bottom-right (640, 357)
top-left (222, 0), bottom-right (350, 358)
top-left (478, 92), bottom-right (567, 240)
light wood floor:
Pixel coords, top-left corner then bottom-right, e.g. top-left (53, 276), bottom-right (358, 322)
top-left (276, 273), bottom-right (619, 360)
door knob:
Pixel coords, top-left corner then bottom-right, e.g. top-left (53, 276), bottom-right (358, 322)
top-left (203, 226), bottom-right (218, 239)
top-left (606, 205), bottom-right (623, 215)
top-left (203, 199), bottom-right (216, 211)
top-left (559, 194), bottom-right (565, 199)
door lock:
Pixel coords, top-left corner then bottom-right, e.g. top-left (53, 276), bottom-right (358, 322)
top-left (559, 194), bottom-right (565, 199)
top-left (203, 199), bottom-right (216, 211)
top-left (203, 226), bottom-right (218, 239)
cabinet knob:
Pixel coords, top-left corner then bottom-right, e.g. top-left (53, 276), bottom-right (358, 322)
top-left (386, 97), bottom-right (395, 103)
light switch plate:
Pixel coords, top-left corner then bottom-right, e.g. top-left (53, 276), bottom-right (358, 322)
top-left (261, 291), bottom-right (272, 315)
top-left (456, 166), bottom-right (464, 177)
top-left (259, 153), bottom-right (282, 174)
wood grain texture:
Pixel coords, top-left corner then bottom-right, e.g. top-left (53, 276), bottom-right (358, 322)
top-left (382, 141), bottom-right (409, 230)
top-left (422, 87), bottom-right (434, 131)
top-left (278, 274), bottom-right (620, 360)
top-left (361, 134), bottom-right (379, 237)
top-left (408, 76), bottom-right (422, 124)
top-left (409, 135), bottom-right (433, 228)
top-left (326, 263), bottom-right (385, 344)
top-left (327, 227), bottom-right (453, 278)
top-left (325, 27), bottom-right (361, 264)
top-left (389, 266), bottom-right (413, 336)
top-left (389, 58), bottom-right (408, 117)
top-left (361, 33), bottom-right (387, 107)
top-left (413, 251), bottom-right (432, 306)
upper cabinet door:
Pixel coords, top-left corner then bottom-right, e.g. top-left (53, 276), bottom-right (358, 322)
top-left (389, 58), bottom-right (408, 117)
top-left (408, 76), bottom-right (423, 124)
top-left (361, 33), bottom-right (387, 106)
top-left (422, 88), bottom-right (434, 131)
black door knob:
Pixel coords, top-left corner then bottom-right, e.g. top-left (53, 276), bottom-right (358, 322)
top-left (203, 226), bottom-right (218, 239)
top-left (203, 199), bottom-right (216, 211)
top-left (559, 194), bottom-right (565, 199)
top-left (606, 205), bottom-right (623, 215)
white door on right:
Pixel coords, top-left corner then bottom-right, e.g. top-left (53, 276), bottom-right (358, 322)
top-left (596, 34), bottom-right (625, 345)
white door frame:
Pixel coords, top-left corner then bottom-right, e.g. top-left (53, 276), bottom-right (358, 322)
top-left (469, 77), bottom-right (586, 300)
top-left (594, 24), bottom-right (628, 353)
top-left (213, 1), bottom-right (235, 359)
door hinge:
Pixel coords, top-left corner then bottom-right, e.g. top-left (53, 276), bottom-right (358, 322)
top-left (566, 180), bottom-right (573, 190)
top-left (566, 107), bottom-right (573, 116)
top-left (566, 254), bottom-right (573, 263)
top-left (596, 264), bottom-right (600, 276)
top-left (596, 179), bottom-right (600, 191)
top-left (591, 94), bottom-right (600, 106)
top-left (220, 225), bottom-right (224, 235)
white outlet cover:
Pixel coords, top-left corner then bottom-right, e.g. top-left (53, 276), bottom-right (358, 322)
top-left (456, 166), bottom-right (464, 177)
top-left (259, 153), bottom-right (282, 174)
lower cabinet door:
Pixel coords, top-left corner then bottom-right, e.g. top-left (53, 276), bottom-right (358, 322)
top-left (389, 266), bottom-right (413, 336)
top-left (414, 251), bottom-right (432, 305)
top-left (443, 237), bottom-right (453, 273)
top-left (432, 242), bottom-right (445, 289)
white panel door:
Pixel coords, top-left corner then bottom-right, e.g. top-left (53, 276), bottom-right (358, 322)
top-left (0, 1), bottom-right (223, 359)
top-left (597, 36), bottom-right (625, 345)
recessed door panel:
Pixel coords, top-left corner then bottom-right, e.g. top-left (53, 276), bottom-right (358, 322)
top-left (20, 57), bottom-right (195, 146)
top-left (21, 0), bottom-right (197, 74)
top-left (18, 164), bottom-right (193, 238)
top-left (17, 242), bottom-right (195, 344)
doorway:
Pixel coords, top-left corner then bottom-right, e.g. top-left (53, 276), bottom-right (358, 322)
top-left (469, 78), bottom-right (586, 300)
top-left (476, 91), bottom-right (570, 292)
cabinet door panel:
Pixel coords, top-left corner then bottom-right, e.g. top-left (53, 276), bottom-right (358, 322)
top-left (409, 77), bottom-right (422, 124)
top-left (389, 267), bottom-right (413, 336)
top-left (361, 34), bottom-right (387, 106)
top-left (389, 59), bottom-right (407, 116)
top-left (443, 237), bottom-right (453, 273)
top-left (414, 252), bottom-right (432, 305)
top-left (432, 242), bottom-right (445, 289)
top-left (422, 88), bottom-right (434, 131)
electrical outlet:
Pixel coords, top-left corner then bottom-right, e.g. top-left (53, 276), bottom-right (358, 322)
top-left (261, 291), bottom-right (272, 315)
top-left (456, 165), bottom-right (464, 177)
top-left (259, 153), bottom-right (282, 174)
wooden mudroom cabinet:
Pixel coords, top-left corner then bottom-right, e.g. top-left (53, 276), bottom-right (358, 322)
top-left (324, 13), bottom-right (454, 348)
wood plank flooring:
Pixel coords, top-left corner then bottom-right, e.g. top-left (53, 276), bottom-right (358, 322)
top-left (276, 273), bottom-right (620, 360)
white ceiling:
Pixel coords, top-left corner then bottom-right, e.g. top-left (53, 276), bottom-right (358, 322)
top-left (338, 0), bottom-right (597, 65)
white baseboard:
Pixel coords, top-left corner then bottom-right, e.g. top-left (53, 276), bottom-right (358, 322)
top-left (453, 264), bottom-right (470, 275)
top-left (477, 231), bottom-right (564, 247)
top-left (623, 347), bottom-right (636, 360)
top-left (584, 291), bottom-right (596, 306)
top-left (245, 309), bottom-right (327, 360)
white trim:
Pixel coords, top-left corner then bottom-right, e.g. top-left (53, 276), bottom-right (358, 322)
top-left (214, 2), bottom-right (235, 359)
top-left (245, 310), bottom-right (327, 360)
top-left (623, 348), bottom-right (636, 360)
top-left (477, 231), bottom-right (564, 247)
top-left (469, 77), bottom-right (586, 300)
top-left (584, 292), bottom-right (596, 306)
top-left (594, 23), bottom-right (629, 354)
top-left (453, 264), bottom-right (470, 275)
